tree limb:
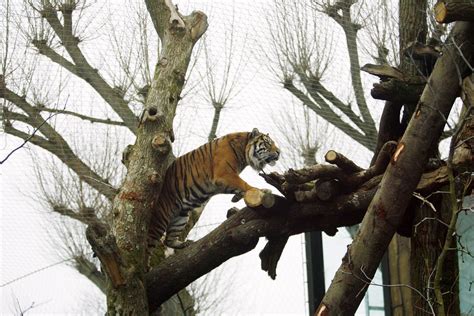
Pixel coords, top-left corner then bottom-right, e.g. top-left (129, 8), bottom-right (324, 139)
top-left (325, 0), bottom-right (376, 137)
top-left (283, 79), bottom-right (374, 150)
top-left (86, 220), bottom-right (125, 289)
top-left (1, 86), bottom-right (117, 201)
top-left (31, 39), bottom-right (79, 76)
top-left (104, 2), bottom-right (208, 313)
top-left (145, 191), bottom-right (374, 311)
top-left (74, 255), bottom-right (107, 293)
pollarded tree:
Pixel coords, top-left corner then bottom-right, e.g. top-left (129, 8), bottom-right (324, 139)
top-left (0, 0), bottom-right (206, 313)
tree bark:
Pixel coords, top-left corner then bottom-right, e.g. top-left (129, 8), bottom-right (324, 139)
top-left (316, 21), bottom-right (474, 315)
top-left (86, 1), bottom-right (208, 314)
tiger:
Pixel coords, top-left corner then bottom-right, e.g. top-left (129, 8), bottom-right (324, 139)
top-left (148, 128), bottom-right (280, 249)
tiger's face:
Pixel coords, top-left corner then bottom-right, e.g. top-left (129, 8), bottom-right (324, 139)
top-left (246, 128), bottom-right (280, 170)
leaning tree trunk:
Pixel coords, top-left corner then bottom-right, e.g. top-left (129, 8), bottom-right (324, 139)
top-left (378, 0), bottom-right (428, 313)
top-left (316, 21), bottom-right (474, 315)
top-left (85, 1), bottom-right (208, 314)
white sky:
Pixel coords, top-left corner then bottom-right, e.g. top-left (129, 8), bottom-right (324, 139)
top-left (4, 0), bottom-right (471, 315)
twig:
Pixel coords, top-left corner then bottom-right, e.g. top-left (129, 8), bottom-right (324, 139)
top-left (358, 267), bottom-right (435, 315)
top-left (0, 112), bottom-right (56, 164)
top-left (0, 256), bottom-right (79, 288)
top-left (39, 107), bottom-right (126, 126)
top-left (413, 217), bottom-right (449, 234)
top-left (412, 192), bottom-right (439, 213)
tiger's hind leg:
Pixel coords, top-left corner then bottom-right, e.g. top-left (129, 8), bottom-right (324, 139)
top-left (164, 210), bottom-right (194, 249)
top-left (165, 238), bottom-right (194, 249)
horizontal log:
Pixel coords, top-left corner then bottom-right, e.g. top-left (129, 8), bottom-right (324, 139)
top-left (287, 142), bottom-right (397, 193)
top-left (244, 188), bottom-right (275, 208)
top-left (435, 1), bottom-right (474, 23)
top-left (371, 79), bottom-right (425, 104)
top-left (325, 150), bottom-right (364, 172)
top-left (284, 164), bottom-right (343, 185)
top-left (294, 179), bottom-right (341, 202)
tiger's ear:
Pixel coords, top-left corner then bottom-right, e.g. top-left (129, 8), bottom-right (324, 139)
top-left (250, 128), bottom-right (260, 138)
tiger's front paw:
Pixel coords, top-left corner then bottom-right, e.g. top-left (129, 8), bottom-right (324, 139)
top-left (231, 192), bottom-right (244, 202)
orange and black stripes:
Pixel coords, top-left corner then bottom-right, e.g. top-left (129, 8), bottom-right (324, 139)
top-left (147, 129), bottom-right (280, 250)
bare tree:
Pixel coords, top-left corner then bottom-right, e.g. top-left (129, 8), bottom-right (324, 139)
top-left (199, 14), bottom-right (248, 142)
top-left (0, 0), bottom-right (203, 313)
top-left (269, 0), bottom-right (377, 152)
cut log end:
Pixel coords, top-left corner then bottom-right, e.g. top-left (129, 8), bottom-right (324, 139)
top-left (434, 2), bottom-right (447, 23)
top-left (325, 150), bottom-right (337, 163)
top-left (324, 150), bottom-right (364, 173)
top-left (244, 189), bottom-right (275, 208)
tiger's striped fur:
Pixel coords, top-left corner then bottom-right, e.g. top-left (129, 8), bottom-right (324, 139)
top-left (148, 128), bottom-right (280, 249)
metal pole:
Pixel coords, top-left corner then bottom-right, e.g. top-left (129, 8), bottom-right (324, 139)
top-left (305, 231), bottom-right (326, 315)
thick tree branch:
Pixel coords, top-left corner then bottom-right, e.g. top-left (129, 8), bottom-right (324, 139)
top-left (361, 63), bottom-right (427, 104)
top-left (86, 220), bottom-right (125, 289)
top-left (52, 205), bottom-right (99, 226)
top-left (32, 39), bottom-right (78, 76)
top-left (145, 0), bottom-right (184, 42)
top-left (325, 0), bottom-right (376, 136)
top-left (145, 191), bottom-right (373, 311)
top-left (103, 2), bottom-right (208, 313)
top-left (38, 2), bottom-right (138, 134)
top-left (283, 79), bottom-right (374, 150)
top-left (371, 79), bottom-right (425, 104)
top-left (317, 21), bottom-right (474, 315)
top-left (1, 86), bottom-right (117, 201)
top-left (304, 75), bottom-right (367, 133)
top-left (208, 102), bottom-right (223, 141)
top-left (74, 255), bottom-right (107, 293)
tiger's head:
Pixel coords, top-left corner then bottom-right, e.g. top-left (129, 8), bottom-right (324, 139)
top-left (246, 128), bottom-right (280, 170)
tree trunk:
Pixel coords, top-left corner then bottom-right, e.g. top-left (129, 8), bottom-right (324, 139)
top-left (85, 2), bottom-right (208, 314)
